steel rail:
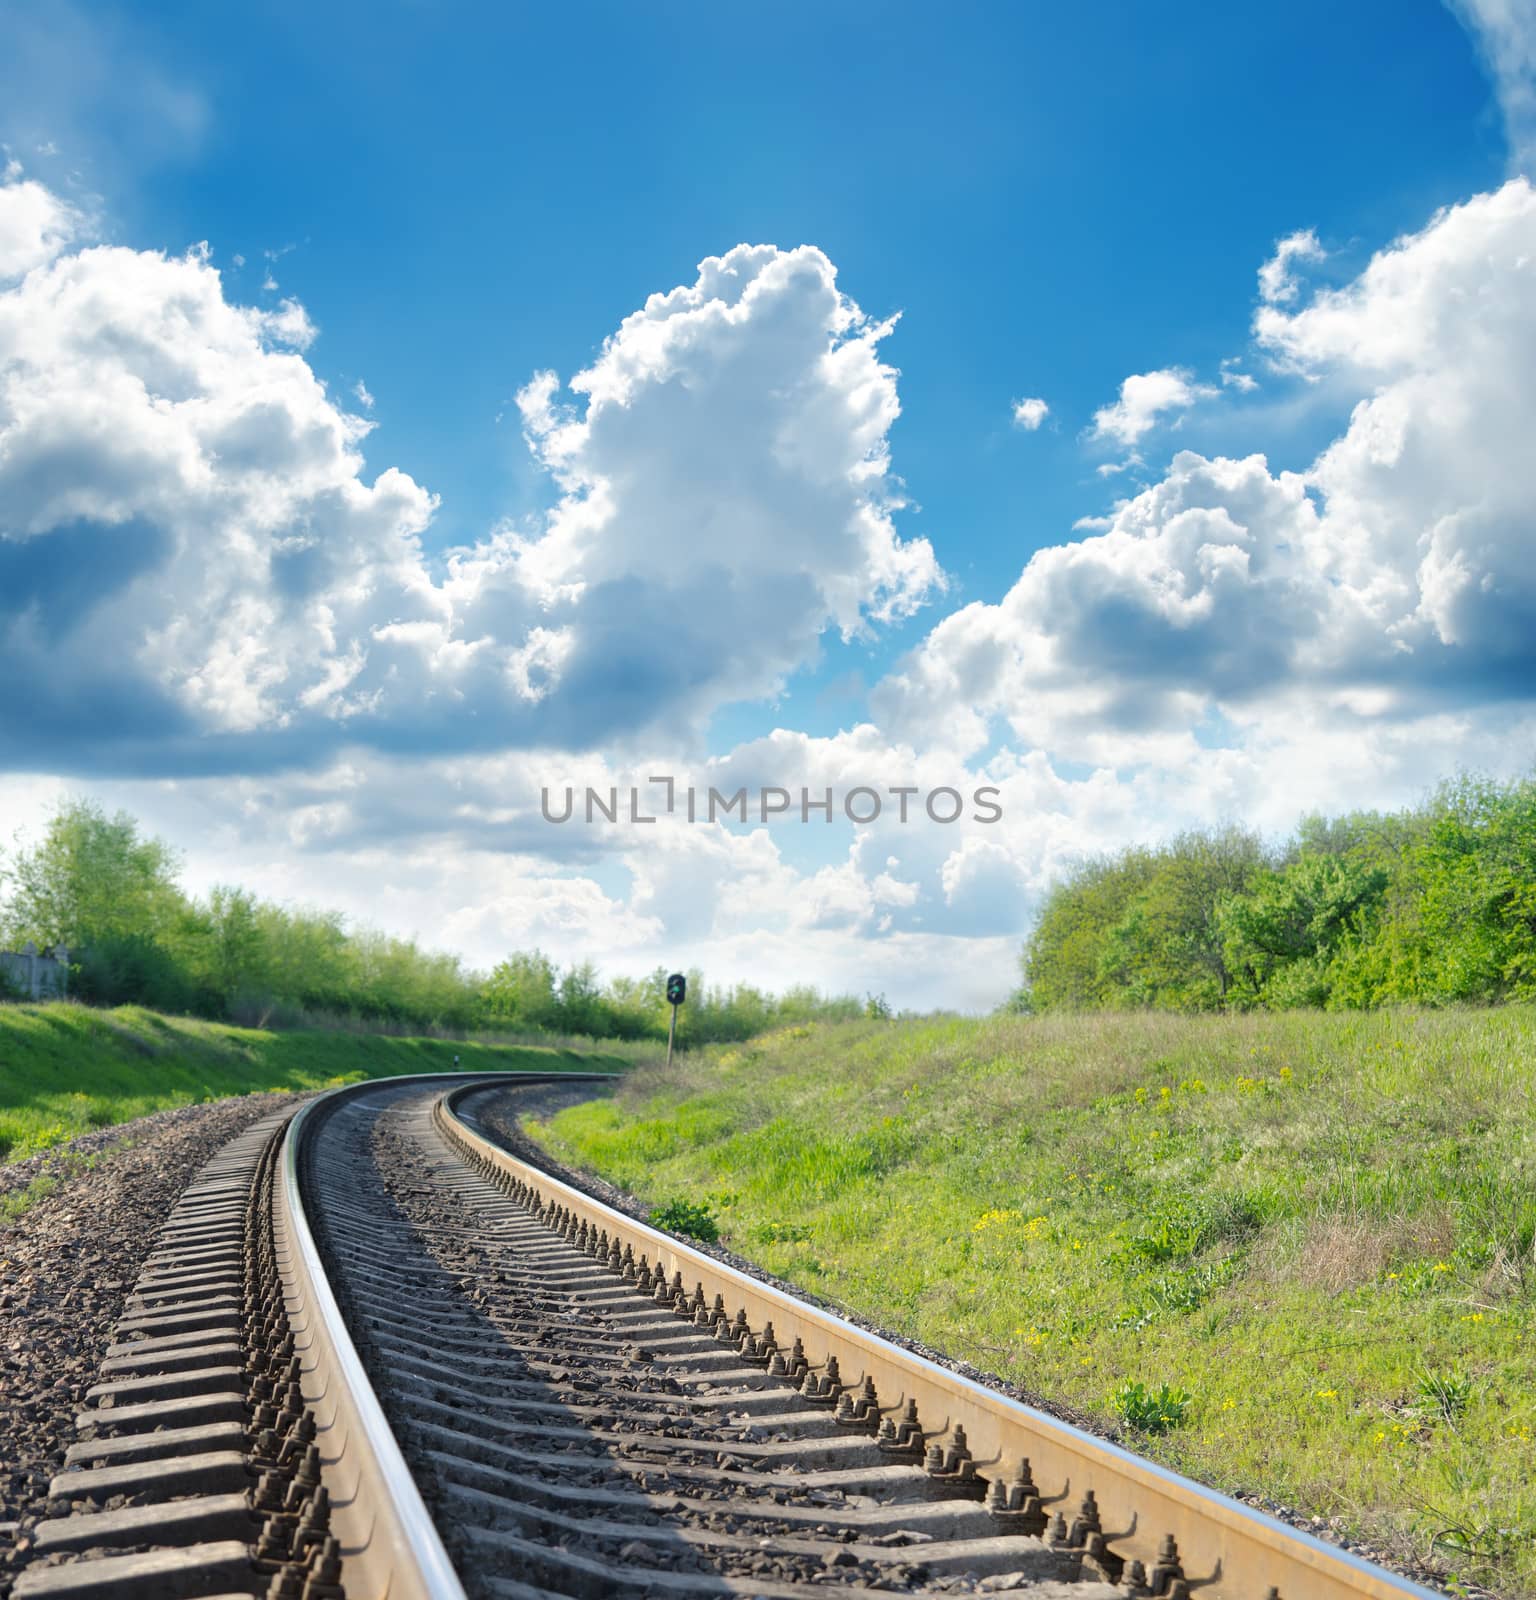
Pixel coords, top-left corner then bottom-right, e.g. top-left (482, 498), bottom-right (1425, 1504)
top-left (439, 1081), bottom-right (1444, 1600)
top-left (274, 1070), bottom-right (618, 1600)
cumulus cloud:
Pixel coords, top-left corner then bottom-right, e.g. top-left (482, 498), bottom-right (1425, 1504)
top-left (878, 181), bottom-right (1536, 768)
top-left (1089, 366), bottom-right (1215, 448)
top-left (1012, 396), bottom-right (1049, 430)
top-left (500, 244), bottom-right (941, 692)
top-left (1257, 228), bottom-right (1325, 304)
top-left (0, 172), bottom-right (85, 278)
top-left (0, 193), bottom-right (939, 772)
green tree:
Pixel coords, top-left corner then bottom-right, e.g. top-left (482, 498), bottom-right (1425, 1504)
top-left (1027, 826), bottom-right (1268, 1011)
top-left (1410, 774), bottom-right (1536, 1002)
top-left (1023, 848), bottom-right (1160, 1009)
top-left (481, 950), bottom-right (562, 1030)
top-left (1220, 853), bottom-right (1389, 1008)
top-left (199, 886), bottom-right (269, 1002)
top-left (1, 800), bottom-right (185, 950)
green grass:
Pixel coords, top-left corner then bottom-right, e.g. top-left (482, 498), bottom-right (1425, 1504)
top-left (0, 1000), bottom-right (638, 1163)
top-left (528, 1009), bottom-right (1536, 1598)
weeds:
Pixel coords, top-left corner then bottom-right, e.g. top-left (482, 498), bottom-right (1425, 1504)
top-left (1117, 1259), bottom-right (1238, 1328)
top-left (648, 1198), bottom-right (720, 1242)
top-left (1415, 1494), bottom-right (1536, 1591)
top-left (7, 1121), bottom-right (74, 1161)
top-left (1116, 1193), bottom-right (1265, 1268)
top-left (751, 1220), bottom-right (810, 1243)
top-left (1455, 1170), bottom-right (1536, 1297)
top-left (1417, 1370), bottom-right (1474, 1424)
top-left (1114, 1380), bottom-right (1192, 1434)
top-left (0, 1170), bottom-right (59, 1222)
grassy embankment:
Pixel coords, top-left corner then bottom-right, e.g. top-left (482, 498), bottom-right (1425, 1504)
top-left (0, 1001), bottom-right (639, 1168)
top-left (529, 1009), bottom-right (1536, 1598)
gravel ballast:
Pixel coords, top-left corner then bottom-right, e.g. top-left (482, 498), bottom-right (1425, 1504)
top-left (0, 1091), bottom-right (310, 1595)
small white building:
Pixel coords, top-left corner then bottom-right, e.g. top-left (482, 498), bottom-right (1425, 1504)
top-left (0, 943), bottom-right (70, 1000)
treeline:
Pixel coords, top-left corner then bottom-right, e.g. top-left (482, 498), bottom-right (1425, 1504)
top-left (480, 952), bottom-right (867, 1042)
top-left (1020, 774), bottom-right (1536, 1012)
top-left (0, 800), bottom-right (867, 1042)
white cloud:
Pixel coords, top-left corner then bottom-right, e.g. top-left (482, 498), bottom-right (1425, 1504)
top-left (0, 198), bottom-right (940, 767)
top-left (879, 181), bottom-right (1536, 776)
top-left (1257, 228), bottom-right (1325, 305)
top-left (352, 379), bottom-right (374, 409)
top-left (0, 171), bottom-right (85, 278)
top-left (511, 243), bottom-right (940, 639)
top-left (1012, 396), bottom-right (1049, 430)
top-left (1449, 0), bottom-right (1536, 172)
top-left (1089, 366), bottom-right (1215, 447)
top-left (1219, 357), bottom-right (1258, 392)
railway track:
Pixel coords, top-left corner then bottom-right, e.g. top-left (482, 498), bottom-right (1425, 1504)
top-left (11, 1072), bottom-right (1446, 1600)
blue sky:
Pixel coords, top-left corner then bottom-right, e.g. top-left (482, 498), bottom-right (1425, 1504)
top-left (2, 0), bottom-right (1534, 1006)
top-left (54, 1), bottom-right (1499, 564)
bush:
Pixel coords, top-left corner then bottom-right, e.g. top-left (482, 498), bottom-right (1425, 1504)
top-left (1019, 772), bottom-right (1536, 1013)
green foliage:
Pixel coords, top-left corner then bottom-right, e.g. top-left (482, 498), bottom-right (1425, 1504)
top-left (1114, 1379), bottom-right (1193, 1433)
top-left (1021, 848), bottom-right (1161, 1009)
top-left (1026, 826), bottom-right (1265, 1011)
top-left (751, 1219), bottom-right (811, 1243)
top-left (1, 1168), bottom-right (63, 1222)
top-left (1117, 1194), bottom-right (1265, 1267)
top-left (0, 1000), bottom-right (627, 1161)
top-left (1022, 772), bottom-right (1536, 1012)
top-left (481, 956), bottom-right (863, 1045)
top-left (648, 1197), bottom-right (720, 1242)
top-left (1, 800), bottom-right (183, 951)
top-left (1418, 1369), bottom-right (1474, 1425)
top-left (1122, 1199), bottom-right (1220, 1264)
top-left (1221, 854), bottom-right (1389, 1005)
top-left (1120, 1259), bottom-right (1237, 1327)
top-left (0, 799), bottom-right (859, 1042)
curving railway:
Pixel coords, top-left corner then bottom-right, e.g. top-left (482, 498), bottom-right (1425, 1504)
top-left (11, 1073), bottom-right (1445, 1600)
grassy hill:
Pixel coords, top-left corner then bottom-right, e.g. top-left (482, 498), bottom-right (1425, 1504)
top-left (528, 1007), bottom-right (1536, 1598)
top-left (0, 1001), bottom-right (635, 1164)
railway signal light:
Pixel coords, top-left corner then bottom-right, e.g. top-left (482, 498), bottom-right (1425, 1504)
top-left (665, 972), bottom-right (686, 1067)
